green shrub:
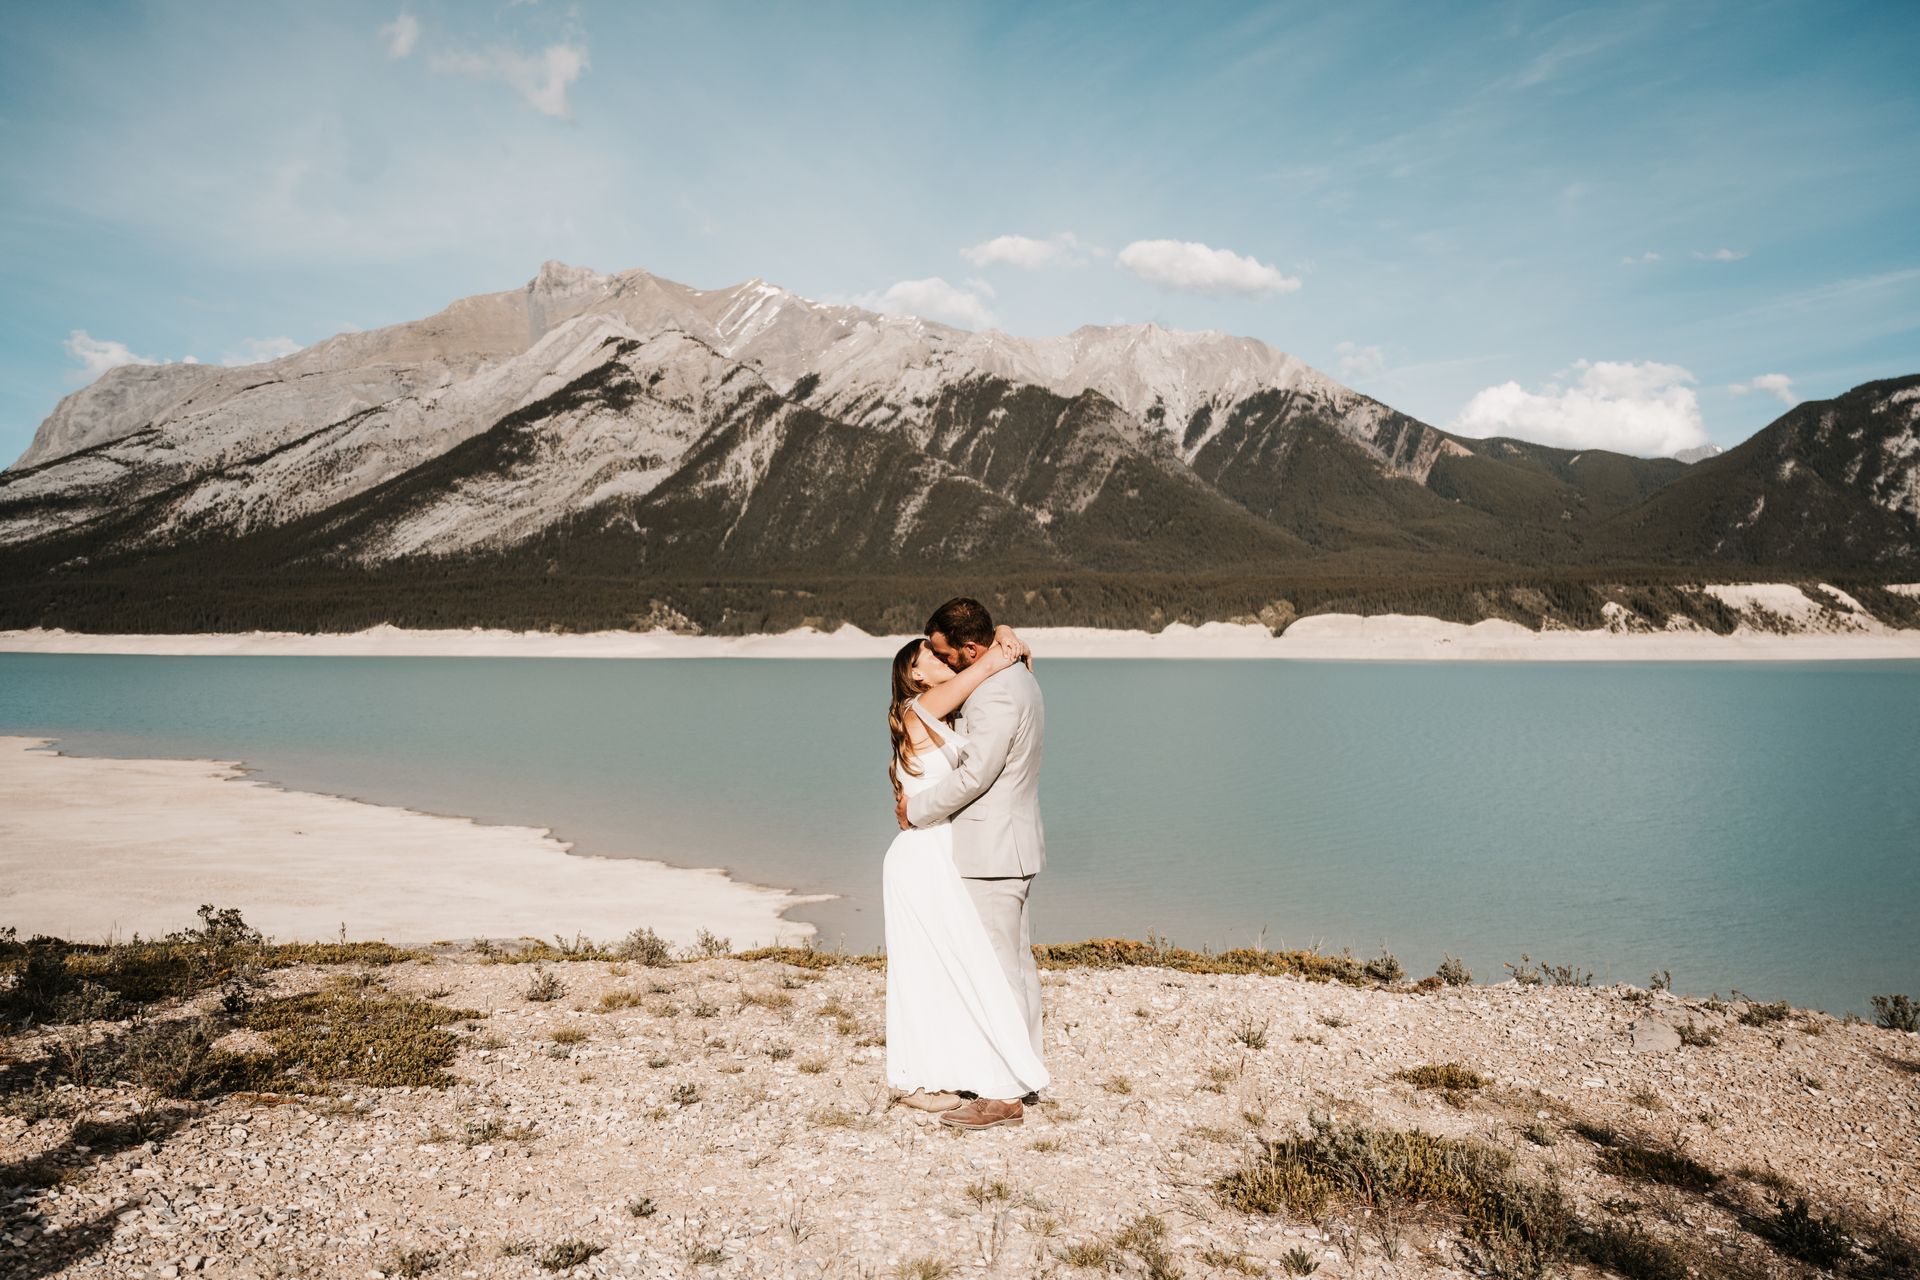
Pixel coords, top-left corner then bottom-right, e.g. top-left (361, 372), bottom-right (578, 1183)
top-left (1578, 1223), bottom-right (1687, 1280)
top-left (1363, 948), bottom-right (1405, 985)
top-left (1871, 993), bottom-right (1917, 1032)
top-left (1737, 1000), bottom-right (1791, 1027)
top-left (1, 908), bottom-right (411, 1029)
top-left (1761, 1198), bottom-right (1852, 1269)
top-left (244, 990), bottom-right (482, 1090)
top-left (1035, 937), bottom-right (1368, 985)
top-left (118, 1016), bottom-right (251, 1099)
top-left (618, 928), bottom-right (674, 967)
top-left (1436, 954), bottom-right (1473, 986)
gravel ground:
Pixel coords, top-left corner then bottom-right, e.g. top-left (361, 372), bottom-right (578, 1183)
top-left (4, 951), bottom-right (1917, 1279)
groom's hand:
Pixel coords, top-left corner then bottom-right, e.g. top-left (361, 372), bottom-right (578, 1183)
top-left (895, 794), bottom-right (912, 830)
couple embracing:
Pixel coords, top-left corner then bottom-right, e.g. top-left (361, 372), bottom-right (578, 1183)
top-left (882, 597), bottom-right (1049, 1130)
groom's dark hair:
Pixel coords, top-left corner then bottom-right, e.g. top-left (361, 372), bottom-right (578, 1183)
top-left (926, 596), bottom-right (994, 647)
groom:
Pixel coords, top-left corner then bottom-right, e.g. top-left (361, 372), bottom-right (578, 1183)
top-left (894, 596), bottom-right (1046, 1131)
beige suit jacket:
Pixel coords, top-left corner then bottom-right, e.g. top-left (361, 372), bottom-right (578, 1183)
top-left (905, 663), bottom-right (1045, 878)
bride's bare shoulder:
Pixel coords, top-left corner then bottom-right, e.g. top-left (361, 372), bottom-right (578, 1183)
top-left (901, 701), bottom-right (946, 750)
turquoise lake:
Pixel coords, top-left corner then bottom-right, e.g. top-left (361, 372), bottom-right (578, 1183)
top-left (2, 653), bottom-right (1916, 1015)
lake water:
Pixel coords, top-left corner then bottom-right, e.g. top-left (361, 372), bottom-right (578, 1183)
top-left (2, 653), bottom-right (1916, 1015)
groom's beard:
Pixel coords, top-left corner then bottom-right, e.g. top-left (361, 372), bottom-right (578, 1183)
top-left (929, 634), bottom-right (972, 672)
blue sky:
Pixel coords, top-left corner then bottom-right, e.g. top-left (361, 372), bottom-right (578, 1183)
top-left (3, 0), bottom-right (1917, 463)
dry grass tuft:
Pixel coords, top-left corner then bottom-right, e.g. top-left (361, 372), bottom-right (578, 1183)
top-left (595, 988), bottom-right (647, 1012)
top-left (1218, 1114), bottom-right (1571, 1272)
top-left (812, 1106), bottom-right (861, 1128)
top-left (1393, 1062), bottom-right (1488, 1092)
top-left (1578, 1222), bottom-right (1687, 1280)
top-left (1576, 1124), bottom-right (1720, 1192)
top-left (1057, 1238), bottom-right (1116, 1269)
top-left (1201, 1245), bottom-right (1267, 1274)
top-left (965, 1179), bottom-right (1011, 1207)
top-left (732, 945), bottom-right (886, 972)
top-left (1034, 937), bottom-right (1382, 986)
top-left (739, 989), bottom-right (793, 1010)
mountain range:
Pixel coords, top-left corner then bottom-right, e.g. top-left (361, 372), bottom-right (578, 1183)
top-left (2, 262), bottom-right (1916, 634)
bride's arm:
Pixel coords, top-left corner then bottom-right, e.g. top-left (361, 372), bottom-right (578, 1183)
top-left (913, 625), bottom-right (1028, 721)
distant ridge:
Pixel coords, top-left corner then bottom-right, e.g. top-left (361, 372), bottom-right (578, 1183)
top-left (1, 263), bottom-right (1916, 635)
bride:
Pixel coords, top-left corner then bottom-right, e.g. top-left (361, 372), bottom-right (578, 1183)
top-left (883, 625), bottom-right (1050, 1116)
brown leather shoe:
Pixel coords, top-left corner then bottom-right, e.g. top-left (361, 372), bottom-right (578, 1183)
top-left (896, 1089), bottom-right (964, 1113)
top-left (939, 1098), bottom-right (1024, 1130)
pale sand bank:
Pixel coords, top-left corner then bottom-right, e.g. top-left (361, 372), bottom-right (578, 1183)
top-left (6, 608), bottom-right (1920, 662)
top-left (0, 737), bottom-right (821, 948)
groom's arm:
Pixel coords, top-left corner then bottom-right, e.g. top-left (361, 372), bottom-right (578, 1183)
top-left (904, 676), bottom-right (1016, 828)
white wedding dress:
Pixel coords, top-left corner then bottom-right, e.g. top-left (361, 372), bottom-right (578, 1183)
top-left (884, 699), bottom-right (1050, 1100)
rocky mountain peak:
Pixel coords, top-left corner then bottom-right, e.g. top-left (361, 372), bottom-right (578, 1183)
top-left (531, 260), bottom-right (609, 294)
top-left (5, 263), bottom-right (1914, 605)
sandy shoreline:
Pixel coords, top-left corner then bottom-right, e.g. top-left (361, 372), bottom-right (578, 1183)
top-left (0, 737), bottom-right (822, 949)
top-left (6, 609), bottom-right (1920, 662)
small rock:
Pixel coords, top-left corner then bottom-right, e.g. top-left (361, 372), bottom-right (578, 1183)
top-left (1630, 1018), bottom-right (1682, 1053)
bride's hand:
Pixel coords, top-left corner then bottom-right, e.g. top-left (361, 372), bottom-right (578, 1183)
top-left (992, 624), bottom-right (1031, 668)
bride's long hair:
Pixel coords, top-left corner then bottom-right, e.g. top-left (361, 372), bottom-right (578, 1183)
top-left (888, 638), bottom-right (942, 803)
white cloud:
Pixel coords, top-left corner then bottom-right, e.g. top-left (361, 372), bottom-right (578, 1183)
top-left (1692, 247), bottom-right (1746, 262)
top-left (1116, 239), bottom-right (1300, 296)
top-left (63, 330), bottom-right (156, 385)
top-left (961, 231), bottom-right (1103, 269)
top-left (1451, 359), bottom-right (1708, 457)
top-left (1334, 341), bottom-right (1385, 381)
top-left (379, 13), bottom-right (420, 59)
top-left (963, 235), bottom-right (1060, 269)
top-left (431, 42), bottom-right (589, 118)
top-left (223, 336), bottom-right (303, 366)
top-left (851, 277), bottom-right (994, 330)
top-left (1620, 250), bottom-right (1662, 265)
top-left (1728, 373), bottom-right (1797, 405)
